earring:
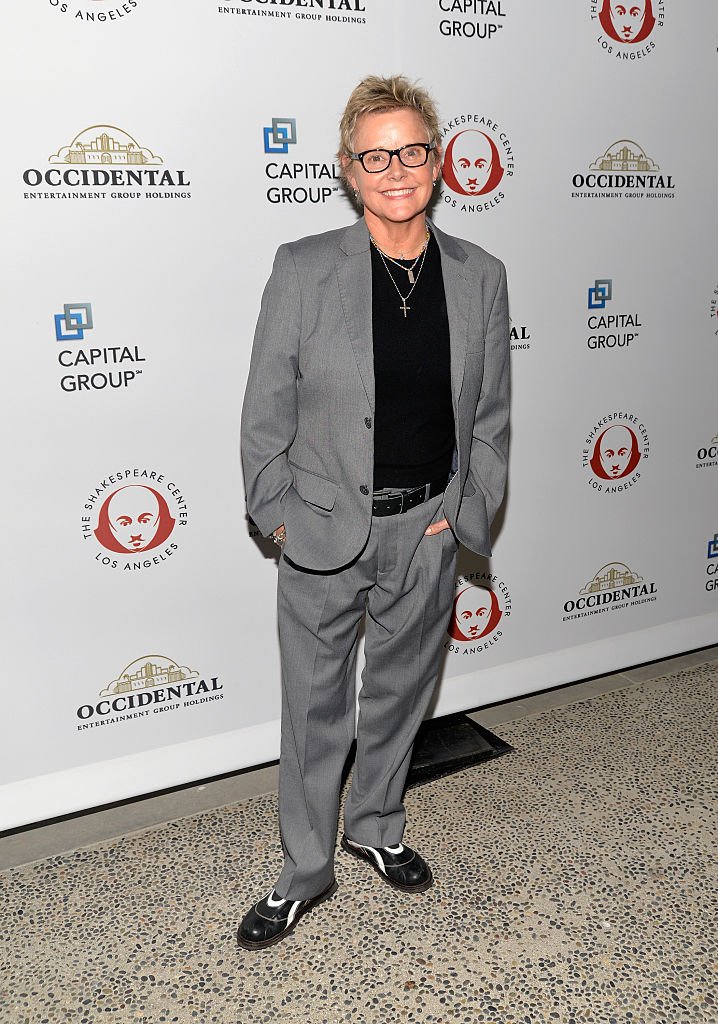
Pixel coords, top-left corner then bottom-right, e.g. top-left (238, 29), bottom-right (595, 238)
top-left (432, 179), bottom-right (437, 188)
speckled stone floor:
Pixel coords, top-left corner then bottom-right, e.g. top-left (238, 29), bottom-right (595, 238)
top-left (2, 660), bottom-right (717, 1024)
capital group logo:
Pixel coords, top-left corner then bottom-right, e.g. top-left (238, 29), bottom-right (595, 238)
top-left (218, 0), bottom-right (367, 26)
top-left (443, 565), bottom-right (511, 656)
top-left (54, 303), bottom-right (147, 393)
top-left (81, 469), bottom-right (189, 571)
top-left (76, 655), bottom-right (223, 730)
top-left (438, 0), bottom-right (507, 41)
top-left (582, 411), bottom-right (650, 494)
top-left (586, 278), bottom-right (643, 351)
top-left (705, 533), bottom-right (718, 593)
top-left (439, 114), bottom-right (514, 213)
top-left (562, 562), bottom-right (658, 621)
top-left (572, 139), bottom-right (674, 200)
top-left (261, 117), bottom-right (339, 206)
top-left (696, 434), bottom-right (718, 471)
top-left (590, 0), bottom-right (665, 60)
top-left (23, 126), bottom-right (191, 202)
top-left (49, 0), bottom-right (140, 22)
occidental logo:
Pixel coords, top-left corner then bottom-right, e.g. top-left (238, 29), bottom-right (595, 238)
top-left (562, 562), bottom-right (658, 619)
top-left (696, 434), bottom-right (718, 471)
top-left (76, 654), bottom-right (223, 728)
top-left (572, 139), bottom-right (674, 199)
top-left (23, 125), bottom-right (191, 200)
top-left (218, 0), bottom-right (367, 23)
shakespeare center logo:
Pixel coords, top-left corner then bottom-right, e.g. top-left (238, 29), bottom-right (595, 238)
top-left (582, 411), bottom-right (650, 494)
top-left (696, 434), bottom-right (718, 472)
top-left (440, 114), bottom-right (514, 213)
top-left (81, 469), bottom-right (189, 571)
top-left (49, 0), bottom-right (141, 21)
top-left (572, 139), bottom-right (674, 200)
top-left (586, 279), bottom-right (643, 350)
top-left (54, 303), bottom-right (147, 393)
top-left (706, 533), bottom-right (718, 593)
top-left (443, 565), bottom-right (511, 656)
top-left (76, 655), bottom-right (223, 730)
top-left (22, 126), bottom-right (191, 201)
top-left (218, 0), bottom-right (367, 26)
top-left (590, 0), bottom-right (665, 60)
top-left (438, 0), bottom-right (508, 41)
top-left (262, 117), bottom-right (339, 205)
top-left (562, 562), bottom-right (658, 621)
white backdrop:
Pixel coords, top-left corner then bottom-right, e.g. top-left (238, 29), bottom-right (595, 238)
top-left (1, 0), bottom-right (716, 830)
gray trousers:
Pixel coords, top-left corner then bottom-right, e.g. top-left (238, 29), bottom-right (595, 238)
top-left (274, 493), bottom-right (458, 900)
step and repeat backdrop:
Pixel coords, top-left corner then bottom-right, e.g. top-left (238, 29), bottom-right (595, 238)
top-left (1, 0), bottom-right (716, 829)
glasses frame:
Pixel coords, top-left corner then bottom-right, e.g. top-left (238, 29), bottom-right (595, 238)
top-left (349, 141), bottom-right (437, 174)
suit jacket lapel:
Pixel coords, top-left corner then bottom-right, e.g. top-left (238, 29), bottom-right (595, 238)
top-left (430, 219), bottom-right (471, 417)
top-left (334, 218), bottom-right (471, 417)
top-left (336, 219), bottom-right (374, 412)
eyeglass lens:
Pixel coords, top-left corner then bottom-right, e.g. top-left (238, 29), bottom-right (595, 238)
top-left (361, 145), bottom-right (429, 172)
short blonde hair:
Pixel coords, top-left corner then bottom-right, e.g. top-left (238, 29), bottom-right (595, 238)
top-left (338, 75), bottom-right (441, 183)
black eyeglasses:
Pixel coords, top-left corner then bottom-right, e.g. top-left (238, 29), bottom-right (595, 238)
top-left (349, 141), bottom-right (436, 173)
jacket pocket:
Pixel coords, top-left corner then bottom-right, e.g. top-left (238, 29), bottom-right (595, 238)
top-left (289, 462), bottom-right (338, 511)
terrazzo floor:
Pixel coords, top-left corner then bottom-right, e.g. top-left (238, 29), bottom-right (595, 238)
top-left (2, 659), bottom-right (717, 1024)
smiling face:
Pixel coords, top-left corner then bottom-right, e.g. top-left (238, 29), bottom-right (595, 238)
top-left (610, 1), bottom-right (647, 40)
top-left (107, 485), bottom-right (160, 551)
top-left (599, 425), bottom-right (635, 478)
top-left (344, 107), bottom-right (439, 237)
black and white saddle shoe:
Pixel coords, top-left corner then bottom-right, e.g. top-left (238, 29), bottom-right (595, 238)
top-left (236, 878), bottom-right (338, 950)
top-left (340, 834), bottom-right (433, 893)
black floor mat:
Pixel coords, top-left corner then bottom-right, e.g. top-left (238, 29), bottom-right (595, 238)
top-left (406, 712), bottom-right (513, 790)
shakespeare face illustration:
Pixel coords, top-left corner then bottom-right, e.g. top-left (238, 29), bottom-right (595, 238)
top-left (442, 130), bottom-right (504, 198)
top-left (94, 485), bottom-right (176, 553)
top-left (599, 0), bottom-right (655, 43)
top-left (108, 486), bottom-right (159, 550)
top-left (589, 424), bottom-right (641, 480)
top-left (449, 585), bottom-right (502, 642)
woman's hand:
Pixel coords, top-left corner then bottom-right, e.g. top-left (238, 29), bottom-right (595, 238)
top-left (424, 518), bottom-right (451, 536)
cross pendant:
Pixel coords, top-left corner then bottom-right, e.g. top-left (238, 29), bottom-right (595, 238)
top-left (400, 300), bottom-right (410, 318)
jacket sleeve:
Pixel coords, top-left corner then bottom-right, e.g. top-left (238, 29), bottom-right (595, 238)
top-left (466, 259), bottom-right (510, 527)
top-left (240, 244), bottom-right (300, 537)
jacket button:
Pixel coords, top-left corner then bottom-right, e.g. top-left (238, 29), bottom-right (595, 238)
top-left (360, 484), bottom-right (369, 495)
top-left (364, 417), bottom-right (372, 429)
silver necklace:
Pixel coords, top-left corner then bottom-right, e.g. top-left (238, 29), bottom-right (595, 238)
top-left (370, 229), bottom-right (430, 285)
top-left (371, 233), bottom-right (430, 318)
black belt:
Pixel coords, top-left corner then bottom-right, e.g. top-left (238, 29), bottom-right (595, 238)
top-left (372, 477), bottom-right (446, 517)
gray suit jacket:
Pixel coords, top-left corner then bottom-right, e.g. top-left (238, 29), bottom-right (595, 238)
top-left (241, 217), bottom-right (510, 572)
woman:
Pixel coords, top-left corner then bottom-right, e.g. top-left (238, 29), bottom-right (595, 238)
top-left (238, 75), bottom-right (510, 950)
